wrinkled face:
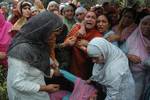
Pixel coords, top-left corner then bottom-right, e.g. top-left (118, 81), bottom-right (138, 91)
top-left (141, 18), bottom-right (150, 40)
top-left (22, 5), bottom-right (31, 18)
top-left (75, 12), bottom-right (86, 22)
top-left (84, 12), bottom-right (96, 29)
top-left (63, 6), bottom-right (74, 20)
top-left (97, 15), bottom-right (109, 33)
top-left (91, 55), bottom-right (104, 64)
top-left (120, 12), bottom-right (134, 27)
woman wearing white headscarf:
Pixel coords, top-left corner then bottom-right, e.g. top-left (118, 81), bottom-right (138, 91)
top-left (75, 7), bottom-right (87, 23)
top-left (87, 37), bottom-right (135, 100)
top-left (47, 1), bottom-right (59, 12)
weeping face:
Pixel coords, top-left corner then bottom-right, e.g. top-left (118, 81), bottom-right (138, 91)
top-left (22, 5), bottom-right (31, 18)
top-left (141, 18), bottom-right (150, 40)
top-left (84, 12), bottom-right (96, 29)
top-left (97, 15), bottom-right (109, 33)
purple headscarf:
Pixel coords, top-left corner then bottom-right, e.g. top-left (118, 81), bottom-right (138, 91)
top-left (127, 15), bottom-right (150, 70)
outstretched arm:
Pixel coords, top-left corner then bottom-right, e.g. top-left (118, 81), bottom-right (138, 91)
top-left (60, 69), bottom-right (77, 83)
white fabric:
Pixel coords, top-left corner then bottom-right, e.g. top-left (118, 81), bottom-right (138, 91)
top-left (7, 57), bottom-right (50, 100)
top-left (75, 7), bottom-right (87, 14)
top-left (87, 37), bottom-right (135, 100)
top-left (31, 6), bottom-right (38, 12)
top-left (47, 1), bottom-right (58, 10)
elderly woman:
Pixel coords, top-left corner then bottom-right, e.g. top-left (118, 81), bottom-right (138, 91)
top-left (7, 11), bottom-right (64, 100)
top-left (87, 37), bottom-right (135, 100)
top-left (125, 15), bottom-right (150, 100)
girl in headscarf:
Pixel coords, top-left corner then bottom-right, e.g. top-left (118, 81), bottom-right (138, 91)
top-left (47, 1), bottom-right (59, 12)
top-left (0, 13), bottom-right (12, 68)
top-left (125, 15), bottom-right (150, 100)
top-left (87, 37), bottom-right (135, 100)
top-left (7, 11), bottom-right (64, 100)
top-left (11, 0), bottom-right (32, 37)
top-left (75, 7), bottom-right (87, 23)
top-left (62, 4), bottom-right (76, 31)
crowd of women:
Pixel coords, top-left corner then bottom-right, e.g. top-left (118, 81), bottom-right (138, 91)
top-left (0, 0), bottom-right (150, 100)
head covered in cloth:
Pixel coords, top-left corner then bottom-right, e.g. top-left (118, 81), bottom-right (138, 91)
top-left (17, 0), bottom-right (32, 15)
top-left (8, 11), bottom-right (63, 76)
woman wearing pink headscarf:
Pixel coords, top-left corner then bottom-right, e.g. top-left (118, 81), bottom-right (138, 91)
top-left (0, 13), bottom-right (12, 68)
top-left (125, 15), bottom-right (150, 100)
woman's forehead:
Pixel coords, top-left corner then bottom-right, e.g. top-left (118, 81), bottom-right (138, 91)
top-left (142, 18), bottom-right (150, 22)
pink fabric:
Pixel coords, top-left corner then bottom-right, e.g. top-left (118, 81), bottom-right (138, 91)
top-left (49, 78), bottom-right (97, 100)
top-left (127, 15), bottom-right (150, 70)
top-left (69, 78), bottom-right (97, 100)
top-left (49, 90), bottom-right (69, 100)
top-left (0, 13), bottom-right (12, 66)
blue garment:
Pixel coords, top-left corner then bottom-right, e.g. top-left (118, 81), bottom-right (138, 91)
top-left (103, 30), bottom-right (119, 47)
top-left (60, 70), bottom-right (77, 100)
top-left (60, 69), bottom-right (77, 83)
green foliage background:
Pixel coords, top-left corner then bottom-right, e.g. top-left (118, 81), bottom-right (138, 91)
top-left (0, 65), bottom-right (8, 100)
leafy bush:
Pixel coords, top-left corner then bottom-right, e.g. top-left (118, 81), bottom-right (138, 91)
top-left (0, 65), bottom-right (8, 100)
